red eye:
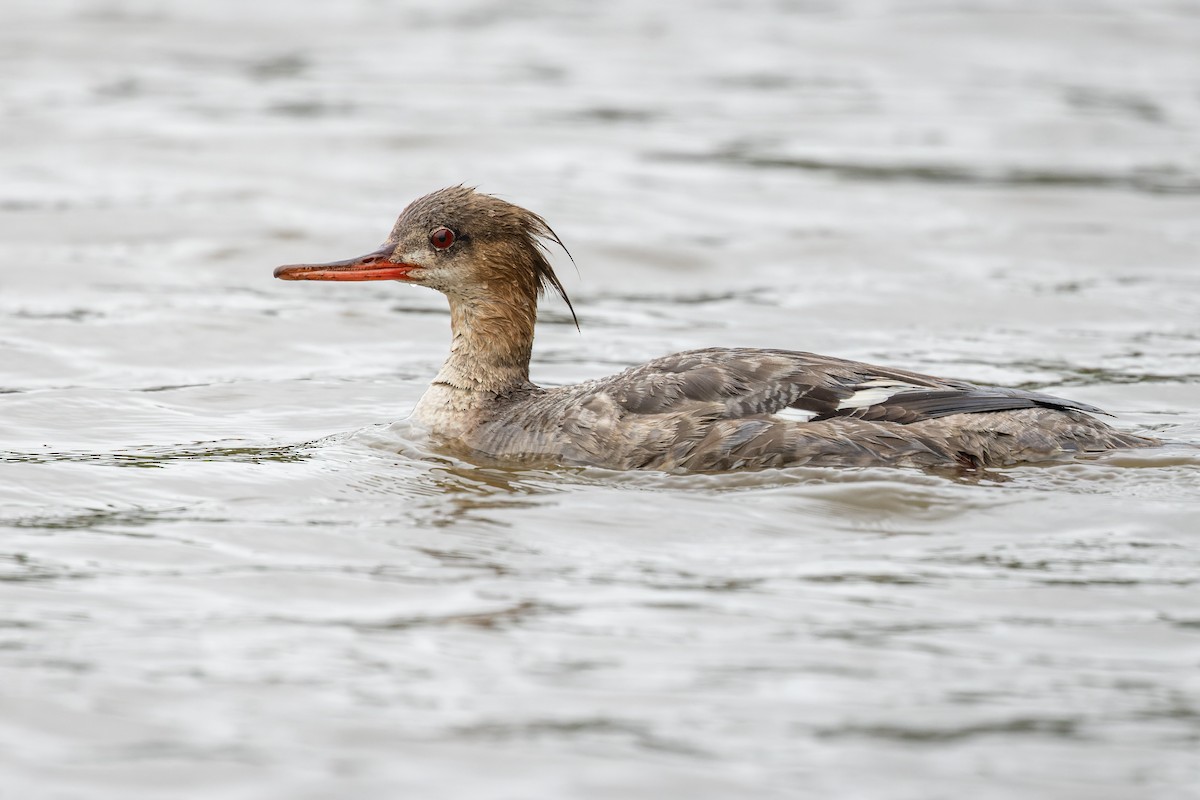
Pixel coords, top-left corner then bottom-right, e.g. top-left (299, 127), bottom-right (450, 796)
top-left (430, 227), bottom-right (455, 249)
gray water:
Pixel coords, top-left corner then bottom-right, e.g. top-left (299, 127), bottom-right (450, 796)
top-left (3, 1), bottom-right (1200, 798)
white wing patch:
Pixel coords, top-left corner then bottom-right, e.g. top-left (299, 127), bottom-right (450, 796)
top-left (835, 380), bottom-right (928, 410)
top-left (771, 380), bottom-right (934, 422)
top-left (773, 407), bottom-right (816, 422)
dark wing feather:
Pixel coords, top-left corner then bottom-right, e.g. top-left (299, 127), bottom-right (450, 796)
top-left (815, 387), bottom-right (1106, 423)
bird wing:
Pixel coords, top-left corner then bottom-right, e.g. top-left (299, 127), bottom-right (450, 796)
top-left (594, 347), bottom-right (1103, 424)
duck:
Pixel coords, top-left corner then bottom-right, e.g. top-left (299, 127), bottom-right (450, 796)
top-left (274, 186), bottom-right (1156, 471)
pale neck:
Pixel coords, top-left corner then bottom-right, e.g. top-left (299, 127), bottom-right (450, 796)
top-left (433, 287), bottom-right (538, 395)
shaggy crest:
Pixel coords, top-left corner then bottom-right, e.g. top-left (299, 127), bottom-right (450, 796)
top-left (393, 186), bottom-right (578, 328)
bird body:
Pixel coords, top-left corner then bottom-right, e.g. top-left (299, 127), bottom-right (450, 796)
top-left (275, 187), bottom-right (1156, 471)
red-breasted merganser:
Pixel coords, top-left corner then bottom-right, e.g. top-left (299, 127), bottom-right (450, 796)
top-left (274, 186), bottom-right (1156, 471)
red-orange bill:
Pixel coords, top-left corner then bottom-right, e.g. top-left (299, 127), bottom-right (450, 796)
top-left (274, 246), bottom-right (418, 281)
